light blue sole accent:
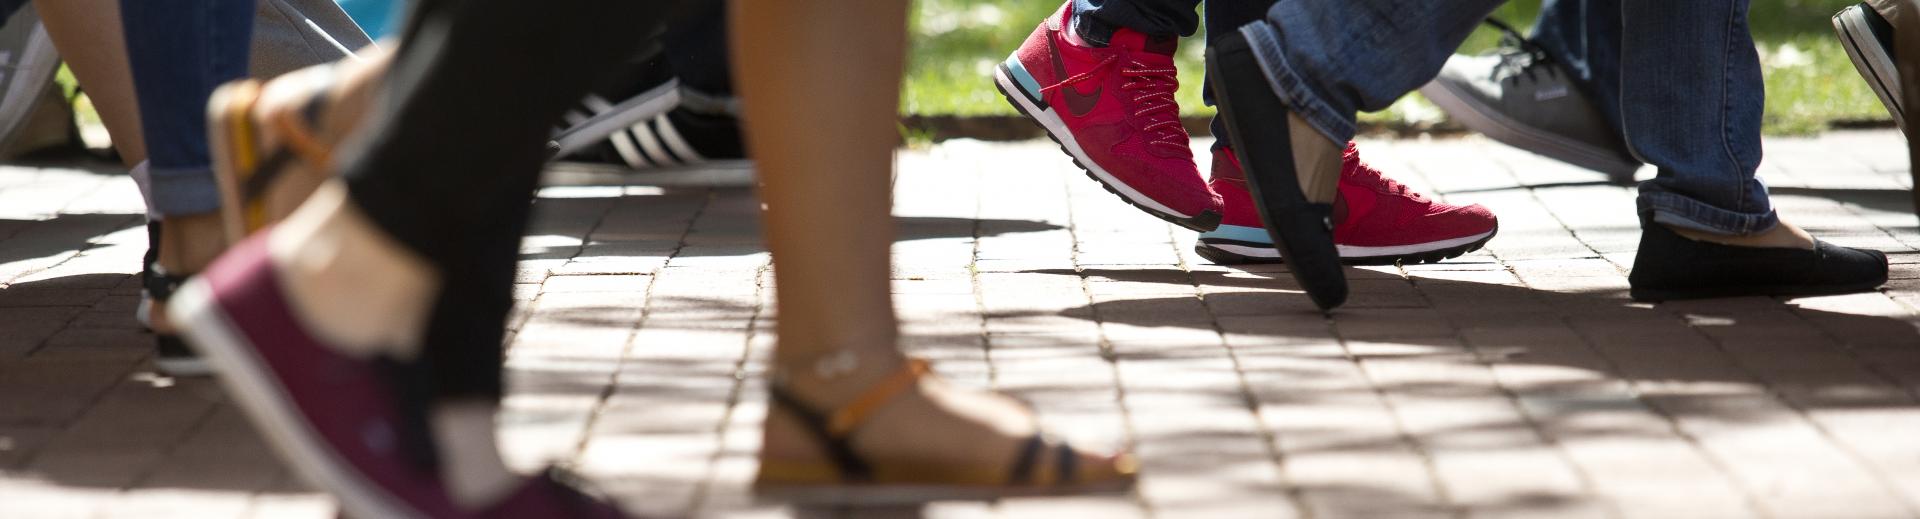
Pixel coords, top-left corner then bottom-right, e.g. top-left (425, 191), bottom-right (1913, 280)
top-left (1198, 224), bottom-right (1273, 245)
top-left (1003, 55), bottom-right (1046, 102)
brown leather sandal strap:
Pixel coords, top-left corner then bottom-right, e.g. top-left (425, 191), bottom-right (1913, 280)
top-left (827, 358), bottom-right (930, 436)
top-left (272, 105), bottom-right (333, 174)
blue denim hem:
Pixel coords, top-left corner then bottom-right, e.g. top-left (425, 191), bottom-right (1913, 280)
top-left (1638, 190), bottom-right (1778, 236)
top-left (1239, 23), bottom-right (1357, 144)
top-left (149, 166), bottom-right (222, 217)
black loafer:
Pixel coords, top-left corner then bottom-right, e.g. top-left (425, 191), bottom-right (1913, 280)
top-left (1207, 27), bottom-right (1348, 311)
top-left (1628, 219), bottom-right (1888, 302)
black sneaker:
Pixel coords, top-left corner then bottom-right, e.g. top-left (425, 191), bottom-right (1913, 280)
top-left (1420, 19), bottom-right (1642, 182)
top-left (1834, 3), bottom-right (1903, 130)
top-left (556, 105), bottom-right (748, 173)
top-left (549, 56), bottom-right (682, 158)
top-left (1628, 219), bottom-right (1889, 302)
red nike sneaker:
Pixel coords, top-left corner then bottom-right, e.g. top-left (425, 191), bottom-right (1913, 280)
top-left (993, 2), bottom-right (1221, 231)
top-left (1197, 144), bottom-right (1498, 265)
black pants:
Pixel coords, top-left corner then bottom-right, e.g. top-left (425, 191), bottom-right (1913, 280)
top-left (341, 0), bottom-right (683, 399)
top-left (663, 1), bottom-right (732, 98)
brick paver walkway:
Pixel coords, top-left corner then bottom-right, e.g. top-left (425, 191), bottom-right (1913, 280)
top-left (2, 131), bottom-right (1918, 518)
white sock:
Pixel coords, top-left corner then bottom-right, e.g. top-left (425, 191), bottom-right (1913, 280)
top-left (432, 399), bottom-right (521, 509)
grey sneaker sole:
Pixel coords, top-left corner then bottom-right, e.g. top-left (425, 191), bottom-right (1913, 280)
top-left (544, 159), bottom-right (755, 187)
top-left (1419, 80), bottom-right (1642, 182)
top-left (1834, 5), bottom-right (1903, 131)
top-left (0, 8), bottom-right (60, 153)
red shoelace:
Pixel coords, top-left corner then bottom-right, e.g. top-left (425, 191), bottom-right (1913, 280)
top-left (1346, 147), bottom-right (1427, 202)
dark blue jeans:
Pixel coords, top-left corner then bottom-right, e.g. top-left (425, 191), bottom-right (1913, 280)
top-left (1530, 0), bottom-right (1772, 235)
top-left (1242, 0), bottom-right (1775, 236)
top-left (119, 0), bottom-right (255, 218)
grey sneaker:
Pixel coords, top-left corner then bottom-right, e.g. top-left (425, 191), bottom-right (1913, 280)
top-left (0, 4), bottom-right (60, 157)
top-left (1834, 3), bottom-right (1902, 131)
top-left (1419, 19), bottom-right (1641, 182)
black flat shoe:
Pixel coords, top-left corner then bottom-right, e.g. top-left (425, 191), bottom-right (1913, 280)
top-left (1207, 27), bottom-right (1348, 311)
top-left (1628, 219), bottom-right (1888, 302)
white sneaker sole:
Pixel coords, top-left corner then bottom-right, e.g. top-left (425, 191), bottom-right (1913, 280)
top-left (993, 63), bottom-right (1198, 222)
top-left (169, 279), bottom-right (420, 519)
top-left (1834, 5), bottom-right (1903, 131)
top-left (1199, 228), bottom-right (1496, 265)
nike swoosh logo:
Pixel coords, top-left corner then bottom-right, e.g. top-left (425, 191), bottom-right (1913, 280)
top-left (1048, 35), bottom-right (1102, 117)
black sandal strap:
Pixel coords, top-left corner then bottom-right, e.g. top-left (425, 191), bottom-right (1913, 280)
top-left (143, 268), bottom-right (186, 302)
top-left (1056, 441), bottom-right (1077, 486)
top-left (241, 149), bottom-right (300, 202)
top-left (766, 384), bottom-right (874, 482)
top-left (1005, 434), bottom-right (1047, 485)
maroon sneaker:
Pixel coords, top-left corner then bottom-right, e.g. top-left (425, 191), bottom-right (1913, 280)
top-left (1198, 144), bottom-right (1498, 265)
top-left (169, 233), bottom-right (463, 518)
top-left (169, 232), bottom-right (633, 518)
top-left (994, 1), bottom-right (1222, 231)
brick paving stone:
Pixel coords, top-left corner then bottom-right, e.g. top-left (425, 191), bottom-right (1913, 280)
top-left (6, 133), bottom-right (1920, 518)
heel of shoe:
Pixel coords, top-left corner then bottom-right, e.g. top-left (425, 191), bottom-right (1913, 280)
top-left (1207, 29), bottom-right (1348, 311)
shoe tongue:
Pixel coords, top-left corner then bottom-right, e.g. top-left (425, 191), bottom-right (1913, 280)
top-left (1107, 29), bottom-right (1178, 56)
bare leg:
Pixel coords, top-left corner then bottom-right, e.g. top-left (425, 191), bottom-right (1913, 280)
top-left (733, 0), bottom-right (1131, 486)
top-left (731, 0), bottom-right (908, 403)
top-left (35, 0), bottom-right (145, 166)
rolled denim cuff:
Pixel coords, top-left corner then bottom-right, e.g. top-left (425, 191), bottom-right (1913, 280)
top-left (1638, 189), bottom-right (1779, 236)
top-left (1239, 23), bottom-right (1357, 144)
top-left (148, 165), bottom-right (223, 217)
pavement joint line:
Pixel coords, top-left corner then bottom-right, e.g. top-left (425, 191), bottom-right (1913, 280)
top-left (1524, 266), bottom-right (1774, 518)
top-left (1407, 269), bottom-right (1616, 518)
top-left (1692, 304), bottom-right (1920, 516)
top-left (687, 264), bottom-right (769, 515)
top-left (1061, 170), bottom-right (1150, 514)
top-left (1182, 219), bottom-right (1315, 519)
top-left (560, 188), bottom-right (711, 473)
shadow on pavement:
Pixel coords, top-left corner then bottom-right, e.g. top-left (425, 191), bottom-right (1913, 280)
top-left (0, 214), bottom-right (143, 268)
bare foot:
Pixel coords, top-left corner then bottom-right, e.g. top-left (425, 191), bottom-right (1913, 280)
top-left (759, 359), bottom-right (1134, 487)
top-left (1669, 220), bottom-right (1815, 250)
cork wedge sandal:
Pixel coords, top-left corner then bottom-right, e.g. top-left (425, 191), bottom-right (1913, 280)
top-left (753, 359), bottom-right (1138, 504)
top-left (207, 67), bottom-right (341, 243)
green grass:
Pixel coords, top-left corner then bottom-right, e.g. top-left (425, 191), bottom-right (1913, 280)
top-left (905, 0), bottom-right (1890, 135)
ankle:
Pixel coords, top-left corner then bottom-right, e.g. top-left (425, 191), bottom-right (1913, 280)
top-left (771, 347), bottom-right (911, 409)
top-left (1288, 115), bottom-right (1342, 203)
top-left (1665, 221), bottom-right (1814, 250)
top-left (156, 212), bottom-right (228, 275)
top-left (270, 183), bottom-right (441, 358)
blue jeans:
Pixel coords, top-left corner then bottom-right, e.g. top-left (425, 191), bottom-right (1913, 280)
top-left (1071, 0), bottom-right (1201, 40)
top-left (120, 0), bottom-right (255, 218)
top-left (1242, 0), bottom-right (1776, 236)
